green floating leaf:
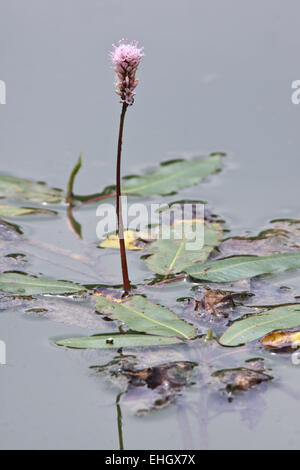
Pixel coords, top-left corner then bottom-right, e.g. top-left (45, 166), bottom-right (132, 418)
top-left (0, 174), bottom-right (64, 204)
top-left (146, 220), bottom-right (222, 275)
top-left (56, 333), bottom-right (183, 349)
top-left (94, 290), bottom-right (197, 339)
top-left (74, 155), bottom-right (223, 204)
top-left (220, 305), bottom-right (300, 346)
top-left (121, 155), bottom-right (222, 196)
top-left (185, 252), bottom-right (300, 282)
top-left (0, 272), bottom-right (86, 295)
top-left (0, 204), bottom-right (57, 217)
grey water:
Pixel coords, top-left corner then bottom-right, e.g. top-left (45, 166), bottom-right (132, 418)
top-left (1, 0), bottom-right (300, 449)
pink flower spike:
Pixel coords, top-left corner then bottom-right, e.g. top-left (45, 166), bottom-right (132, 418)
top-left (110, 39), bottom-right (144, 105)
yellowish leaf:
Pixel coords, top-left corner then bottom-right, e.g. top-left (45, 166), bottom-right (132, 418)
top-left (261, 330), bottom-right (300, 349)
top-left (99, 230), bottom-right (153, 251)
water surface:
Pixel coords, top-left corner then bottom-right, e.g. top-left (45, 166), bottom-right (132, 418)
top-left (1, 0), bottom-right (300, 449)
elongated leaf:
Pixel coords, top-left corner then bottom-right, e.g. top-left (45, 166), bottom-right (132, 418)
top-left (0, 204), bottom-right (57, 217)
top-left (94, 290), bottom-right (197, 339)
top-left (0, 272), bottom-right (86, 295)
top-left (74, 156), bottom-right (223, 204)
top-left (0, 174), bottom-right (64, 204)
top-left (220, 305), bottom-right (300, 346)
top-left (146, 220), bottom-right (222, 275)
top-left (121, 155), bottom-right (222, 196)
top-left (56, 333), bottom-right (183, 349)
top-left (186, 252), bottom-right (300, 282)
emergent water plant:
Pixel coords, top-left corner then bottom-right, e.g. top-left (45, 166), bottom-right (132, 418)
top-left (110, 39), bottom-right (144, 294)
top-left (2, 39), bottom-right (300, 425)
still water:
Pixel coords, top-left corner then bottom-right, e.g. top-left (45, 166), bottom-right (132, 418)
top-left (1, 0), bottom-right (300, 449)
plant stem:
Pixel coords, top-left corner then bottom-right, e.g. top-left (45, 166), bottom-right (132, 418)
top-left (116, 102), bottom-right (131, 294)
top-left (116, 392), bottom-right (124, 450)
top-left (66, 153), bottom-right (82, 205)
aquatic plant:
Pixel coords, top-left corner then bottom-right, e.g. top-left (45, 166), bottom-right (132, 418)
top-left (110, 39), bottom-right (144, 294)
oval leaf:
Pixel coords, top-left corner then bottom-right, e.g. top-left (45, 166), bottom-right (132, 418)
top-left (0, 174), bottom-right (64, 204)
top-left (220, 305), bottom-right (300, 346)
top-left (146, 220), bottom-right (222, 275)
top-left (186, 252), bottom-right (300, 282)
top-left (121, 155), bottom-right (222, 196)
top-left (56, 333), bottom-right (183, 349)
top-left (94, 290), bottom-right (197, 339)
top-left (0, 272), bottom-right (86, 295)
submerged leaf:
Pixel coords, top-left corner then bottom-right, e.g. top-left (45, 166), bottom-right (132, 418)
top-left (99, 230), bottom-right (152, 251)
top-left (94, 288), bottom-right (197, 339)
top-left (212, 359), bottom-right (272, 397)
top-left (219, 305), bottom-right (300, 346)
top-left (146, 220), bottom-right (222, 275)
top-left (0, 272), bottom-right (86, 295)
top-left (261, 330), bottom-right (300, 350)
top-left (121, 155), bottom-right (222, 196)
top-left (186, 252), bottom-right (300, 282)
top-left (121, 361), bottom-right (196, 413)
top-left (215, 219), bottom-right (300, 260)
top-left (0, 174), bottom-right (64, 204)
top-left (92, 358), bottom-right (196, 413)
top-left (0, 205), bottom-right (57, 217)
top-left (56, 333), bottom-right (183, 349)
top-left (193, 287), bottom-right (235, 317)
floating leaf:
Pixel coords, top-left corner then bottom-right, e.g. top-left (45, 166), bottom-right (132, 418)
top-left (99, 230), bottom-right (152, 251)
top-left (0, 204), bottom-right (57, 217)
top-left (56, 333), bottom-right (183, 349)
top-left (186, 252), bottom-right (300, 282)
top-left (261, 330), bottom-right (300, 349)
top-left (193, 287), bottom-right (235, 317)
top-left (146, 220), bottom-right (222, 275)
top-left (94, 288), bottom-right (197, 339)
top-left (0, 174), bottom-right (64, 204)
top-left (219, 305), bottom-right (300, 346)
top-left (0, 272), bottom-right (86, 295)
top-left (212, 359), bottom-right (272, 395)
top-left (74, 156), bottom-right (222, 204)
top-left (120, 155), bottom-right (222, 196)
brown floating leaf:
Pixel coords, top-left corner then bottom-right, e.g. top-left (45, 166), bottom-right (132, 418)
top-left (261, 330), bottom-right (300, 350)
top-left (193, 287), bottom-right (235, 317)
top-left (212, 359), bottom-right (272, 397)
